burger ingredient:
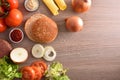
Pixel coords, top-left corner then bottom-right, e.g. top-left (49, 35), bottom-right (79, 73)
top-left (10, 47), bottom-right (28, 63)
top-left (0, 56), bottom-right (22, 80)
top-left (6, 0), bottom-right (18, 10)
top-left (24, 0), bottom-right (39, 12)
top-left (72, 0), bottom-right (92, 13)
top-left (24, 14), bottom-right (58, 43)
top-left (43, 0), bottom-right (59, 15)
top-left (32, 44), bottom-right (44, 58)
top-left (0, 39), bottom-right (12, 58)
top-left (43, 46), bottom-right (56, 61)
top-left (31, 44), bottom-right (57, 62)
top-left (31, 60), bottom-right (47, 74)
top-left (65, 16), bottom-right (83, 32)
top-left (21, 60), bottom-right (47, 80)
top-left (54, 0), bottom-right (67, 10)
top-left (0, 18), bottom-right (7, 32)
top-left (31, 66), bottom-right (42, 80)
top-left (2, 0), bottom-right (19, 10)
top-left (9, 28), bottom-right (24, 43)
top-left (21, 66), bottom-right (35, 80)
top-left (45, 62), bottom-right (70, 80)
top-left (5, 9), bottom-right (23, 27)
top-left (31, 17), bottom-right (58, 43)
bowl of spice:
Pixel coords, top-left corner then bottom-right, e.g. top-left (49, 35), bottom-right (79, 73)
top-left (9, 28), bottom-right (24, 43)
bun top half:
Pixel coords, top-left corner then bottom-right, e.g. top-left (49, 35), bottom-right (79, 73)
top-left (25, 14), bottom-right (58, 43)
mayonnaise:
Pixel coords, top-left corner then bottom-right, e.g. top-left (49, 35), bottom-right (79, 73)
top-left (25, 0), bottom-right (39, 11)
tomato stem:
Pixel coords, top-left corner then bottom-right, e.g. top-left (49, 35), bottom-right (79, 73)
top-left (0, 11), bottom-right (8, 17)
top-left (0, 0), bottom-right (10, 10)
top-left (0, 0), bottom-right (10, 17)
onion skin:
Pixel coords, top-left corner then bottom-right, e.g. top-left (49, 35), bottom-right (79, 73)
top-left (65, 16), bottom-right (83, 32)
top-left (72, 0), bottom-right (92, 13)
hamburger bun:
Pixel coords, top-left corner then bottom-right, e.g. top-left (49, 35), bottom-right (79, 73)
top-left (0, 39), bottom-right (12, 58)
top-left (24, 14), bottom-right (58, 43)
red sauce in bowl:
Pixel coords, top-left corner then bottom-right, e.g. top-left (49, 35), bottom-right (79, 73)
top-left (9, 28), bottom-right (24, 43)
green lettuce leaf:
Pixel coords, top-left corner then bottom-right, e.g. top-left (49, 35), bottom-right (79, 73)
top-left (0, 56), bottom-right (22, 80)
top-left (45, 62), bottom-right (70, 80)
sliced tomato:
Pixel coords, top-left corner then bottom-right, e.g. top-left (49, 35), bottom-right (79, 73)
top-left (31, 61), bottom-right (47, 74)
top-left (21, 66), bottom-right (35, 80)
top-left (31, 66), bottom-right (42, 80)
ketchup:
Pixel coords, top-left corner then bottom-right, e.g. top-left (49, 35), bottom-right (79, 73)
top-left (10, 28), bottom-right (23, 43)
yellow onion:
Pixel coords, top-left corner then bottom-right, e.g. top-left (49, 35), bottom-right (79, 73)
top-left (65, 16), bottom-right (83, 32)
top-left (72, 0), bottom-right (92, 13)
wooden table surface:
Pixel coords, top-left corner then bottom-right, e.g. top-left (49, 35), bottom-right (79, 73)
top-left (1, 0), bottom-right (120, 80)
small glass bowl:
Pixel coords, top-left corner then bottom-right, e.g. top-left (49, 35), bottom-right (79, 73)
top-left (9, 28), bottom-right (24, 43)
top-left (24, 0), bottom-right (40, 12)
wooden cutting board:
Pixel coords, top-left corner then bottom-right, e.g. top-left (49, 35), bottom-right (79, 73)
top-left (1, 0), bottom-right (120, 80)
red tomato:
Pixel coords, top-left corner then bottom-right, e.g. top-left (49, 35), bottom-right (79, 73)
top-left (0, 7), bottom-right (5, 16)
top-left (7, 0), bottom-right (19, 10)
top-left (21, 66), bottom-right (35, 80)
top-left (5, 9), bottom-right (23, 27)
top-left (0, 18), bottom-right (7, 32)
top-left (31, 66), bottom-right (42, 80)
top-left (31, 61), bottom-right (47, 74)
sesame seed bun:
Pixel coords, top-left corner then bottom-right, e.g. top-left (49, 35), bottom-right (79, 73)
top-left (24, 14), bottom-right (58, 43)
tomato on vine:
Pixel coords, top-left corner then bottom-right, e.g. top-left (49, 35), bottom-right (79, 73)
top-left (1, 0), bottom-right (19, 10)
top-left (5, 9), bottom-right (23, 27)
top-left (0, 18), bottom-right (7, 32)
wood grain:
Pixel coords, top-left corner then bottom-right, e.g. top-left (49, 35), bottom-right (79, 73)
top-left (1, 0), bottom-right (120, 80)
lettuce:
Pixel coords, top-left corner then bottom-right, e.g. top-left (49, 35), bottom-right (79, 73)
top-left (0, 56), bottom-right (22, 80)
top-left (45, 62), bottom-right (70, 80)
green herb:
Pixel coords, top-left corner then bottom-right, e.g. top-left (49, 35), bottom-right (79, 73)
top-left (0, 56), bottom-right (22, 80)
top-left (45, 62), bottom-right (70, 80)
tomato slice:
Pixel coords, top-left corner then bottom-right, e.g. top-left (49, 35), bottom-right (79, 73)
top-left (31, 61), bottom-right (47, 74)
top-left (31, 66), bottom-right (42, 80)
top-left (21, 66), bottom-right (35, 80)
